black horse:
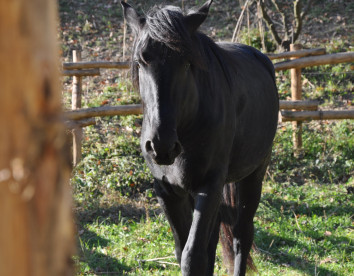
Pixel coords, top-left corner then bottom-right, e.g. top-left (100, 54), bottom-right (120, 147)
top-left (122, 1), bottom-right (278, 275)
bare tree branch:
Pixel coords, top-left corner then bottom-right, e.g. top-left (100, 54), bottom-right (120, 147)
top-left (256, 0), bottom-right (316, 50)
top-left (293, 0), bottom-right (303, 42)
top-left (257, 0), bottom-right (282, 46)
top-left (270, 0), bottom-right (290, 39)
top-left (293, 0), bottom-right (316, 43)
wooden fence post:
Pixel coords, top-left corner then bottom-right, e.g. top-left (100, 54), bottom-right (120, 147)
top-left (290, 44), bottom-right (303, 156)
top-left (0, 0), bottom-right (75, 274)
top-left (72, 50), bottom-right (83, 165)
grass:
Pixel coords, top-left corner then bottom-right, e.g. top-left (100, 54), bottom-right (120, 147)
top-left (75, 213), bottom-right (181, 275)
top-left (254, 182), bottom-right (353, 275)
top-left (73, 177), bottom-right (353, 275)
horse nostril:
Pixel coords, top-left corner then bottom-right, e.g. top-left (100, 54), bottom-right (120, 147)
top-left (173, 141), bottom-right (182, 156)
top-left (145, 139), bottom-right (181, 165)
top-left (145, 140), bottom-right (154, 153)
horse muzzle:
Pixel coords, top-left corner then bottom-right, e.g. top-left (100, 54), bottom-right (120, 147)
top-left (145, 138), bottom-right (182, 165)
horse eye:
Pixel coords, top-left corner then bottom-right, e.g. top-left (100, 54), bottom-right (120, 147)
top-left (141, 51), bottom-right (153, 64)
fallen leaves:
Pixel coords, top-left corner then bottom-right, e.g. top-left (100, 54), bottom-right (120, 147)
top-left (320, 256), bottom-right (338, 265)
top-left (100, 99), bottom-right (109, 105)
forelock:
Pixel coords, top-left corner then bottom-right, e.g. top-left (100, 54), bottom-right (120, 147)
top-left (143, 5), bottom-right (198, 61)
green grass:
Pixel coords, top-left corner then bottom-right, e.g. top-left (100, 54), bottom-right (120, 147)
top-left (73, 180), bottom-right (353, 275)
top-left (254, 182), bottom-right (353, 276)
top-left (75, 214), bottom-right (181, 275)
top-left (271, 121), bottom-right (353, 185)
top-left (75, 211), bottom-right (231, 275)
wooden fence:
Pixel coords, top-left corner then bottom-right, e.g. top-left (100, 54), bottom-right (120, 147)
top-left (63, 46), bottom-right (354, 164)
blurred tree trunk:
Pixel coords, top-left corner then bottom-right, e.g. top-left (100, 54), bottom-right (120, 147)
top-left (0, 1), bottom-right (75, 275)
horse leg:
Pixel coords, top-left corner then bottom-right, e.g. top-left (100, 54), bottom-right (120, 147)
top-left (181, 176), bottom-right (223, 276)
top-left (154, 179), bottom-right (193, 264)
top-left (233, 158), bottom-right (270, 276)
top-left (207, 214), bottom-right (221, 275)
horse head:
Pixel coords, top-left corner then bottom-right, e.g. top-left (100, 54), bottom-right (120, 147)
top-left (122, 1), bottom-right (213, 165)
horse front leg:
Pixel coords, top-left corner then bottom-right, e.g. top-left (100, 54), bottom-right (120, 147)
top-left (181, 176), bottom-right (223, 276)
top-left (154, 179), bottom-right (193, 264)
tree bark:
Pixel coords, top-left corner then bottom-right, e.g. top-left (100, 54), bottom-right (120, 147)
top-left (0, 1), bottom-right (75, 275)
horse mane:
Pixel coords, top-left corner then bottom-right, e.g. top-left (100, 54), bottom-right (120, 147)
top-left (145, 5), bottom-right (206, 66)
top-left (131, 3), bottom-right (277, 99)
top-left (131, 4), bottom-right (234, 91)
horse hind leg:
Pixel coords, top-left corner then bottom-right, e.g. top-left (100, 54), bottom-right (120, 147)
top-left (232, 160), bottom-right (270, 276)
top-left (219, 182), bottom-right (238, 273)
top-left (232, 182), bottom-right (260, 276)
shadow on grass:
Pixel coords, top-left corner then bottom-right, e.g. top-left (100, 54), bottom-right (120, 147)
top-left (253, 193), bottom-right (353, 276)
top-left (77, 228), bottom-right (132, 275)
top-left (75, 202), bottom-right (162, 225)
top-left (220, 199), bottom-right (346, 275)
top-left (254, 228), bottom-right (341, 276)
top-left (262, 195), bottom-right (353, 218)
top-left (74, 203), bottom-right (164, 274)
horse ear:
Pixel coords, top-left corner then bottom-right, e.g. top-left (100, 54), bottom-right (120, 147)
top-left (121, 1), bottom-right (145, 34)
top-left (184, 0), bottom-right (213, 34)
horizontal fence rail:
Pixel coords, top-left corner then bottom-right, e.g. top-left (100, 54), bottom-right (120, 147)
top-left (64, 100), bottom-right (320, 122)
top-left (63, 61), bottom-right (130, 70)
top-left (65, 117), bottom-right (97, 129)
top-left (267, 48), bottom-right (326, 60)
top-left (61, 52), bottom-right (354, 74)
top-left (274, 51), bottom-right (354, 71)
top-left (65, 104), bottom-right (143, 121)
top-left (62, 47), bottom-right (354, 162)
top-left (63, 68), bottom-right (100, 76)
top-left (281, 110), bottom-right (354, 122)
top-left (61, 49), bottom-right (328, 70)
top-left (279, 100), bottom-right (319, 111)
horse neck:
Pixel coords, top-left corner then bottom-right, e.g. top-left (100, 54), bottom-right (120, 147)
top-left (184, 39), bottom-right (235, 128)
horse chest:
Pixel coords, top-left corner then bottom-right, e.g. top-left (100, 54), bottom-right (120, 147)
top-left (147, 155), bottom-right (214, 191)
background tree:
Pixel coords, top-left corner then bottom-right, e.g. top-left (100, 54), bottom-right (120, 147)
top-left (257, 0), bottom-right (315, 51)
top-left (0, 1), bottom-right (75, 275)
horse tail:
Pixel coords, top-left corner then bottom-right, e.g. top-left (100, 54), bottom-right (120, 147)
top-left (219, 182), bottom-right (256, 273)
